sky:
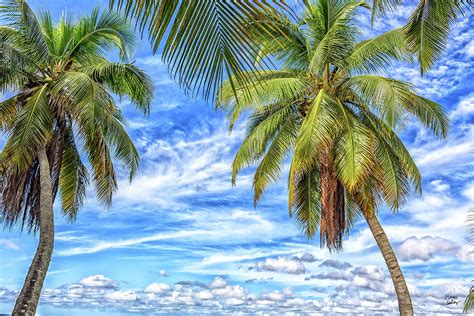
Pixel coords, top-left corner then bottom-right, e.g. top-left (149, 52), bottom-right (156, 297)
top-left (0, 0), bottom-right (473, 315)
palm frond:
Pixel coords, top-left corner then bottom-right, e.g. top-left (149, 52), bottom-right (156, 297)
top-left (253, 113), bottom-right (298, 204)
top-left (3, 84), bottom-right (52, 169)
top-left (0, 0), bottom-right (50, 63)
top-left (308, 0), bottom-right (364, 75)
top-left (110, 0), bottom-right (288, 100)
top-left (68, 7), bottom-right (134, 63)
top-left (332, 101), bottom-right (374, 190)
top-left (289, 165), bottom-right (321, 239)
top-left (403, 0), bottom-right (450, 75)
top-left (347, 28), bottom-right (413, 74)
top-left (59, 126), bottom-right (89, 221)
top-left (80, 61), bottom-right (153, 114)
top-left (218, 70), bottom-right (307, 128)
top-left (232, 104), bottom-right (294, 185)
top-left (342, 75), bottom-right (449, 137)
top-left (293, 90), bottom-right (341, 171)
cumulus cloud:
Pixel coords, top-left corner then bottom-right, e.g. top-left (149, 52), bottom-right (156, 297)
top-left (0, 271), bottom-right (468, 314)
top-left (254, 257), bottom-right (306, 275)
top-left (79, 275), bottom-right (118, 289)
top-left (397, 236), bottom-right (473, 262)
top-left (208, 277), bottom-right (227, 289)
top-left (104, 290), bottom-right (137, 301)
top-left (292, 253), bottom-right (319, 263)
top-left (319, 259), bottom-right (352, 270)
top-left (144, 283), bottom-right (170, 294)
top-left (305, 271), bottom-right (351, 281)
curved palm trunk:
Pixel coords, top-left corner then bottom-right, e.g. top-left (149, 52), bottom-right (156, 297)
top-left (13, 148), bottom-right (54, 316)
top-left (363, 211), bottom-right (413, 316)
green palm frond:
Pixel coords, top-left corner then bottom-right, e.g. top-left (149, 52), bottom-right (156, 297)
top-left (0, 94), bottom-right (18, 130)
top-left (103, 112), bottom-right (140, 182)
top-left (4, 84), bottom-right (52, 169)
top-left (342, 75), bottom-right (449, 136)
top-left (347, 28), bottom-right (412, 74)
top-left (293, 90), bottom-right (341, 171)
top-left (80, 61), bottom-right (153, 114)
top-left (68, 7), bottom-right (134, 62)
top-left (218, 70), bottom-right (307, 128)
top-left (403, 0), bottom-right (465, 75)
top-left (109, 0), bottom-right (288, 100)
top-left (370, 0), bottom-right (401, 23)
top-left (59, 126), bottom-right (89, 221)
top-left (371, 0), bottom-right (470, 74)
top-left (308, 0), bottom-right (365, 75)
top-left (289, 164), bottom-right (321, 238)
top-left (0, 0), bottom-right (50, 63)
top-left (253, 113), bottom-right (298, 204)
top-left (359, 108), bottom-right (421, 199)
top-left (332, 101), bottom-right (374, 190)
top-left (232, 104), bottom-right (294, 185)
top-left (464, 290), bottom-right (474, 313)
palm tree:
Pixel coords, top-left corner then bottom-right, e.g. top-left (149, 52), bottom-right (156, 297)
top-left (371, 0), bottom-right (471, 74)
top-left (108, 0), bottom-right (289, 100)
top-left (0, 1), bottom-right (153, 314)
top-left (216, 1), bottom-right (448, 315)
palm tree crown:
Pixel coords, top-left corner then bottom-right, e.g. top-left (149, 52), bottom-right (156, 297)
top-left (0, 1), bottom-right (153, 231)
top-left (217, 0), bottom-right (449, 250)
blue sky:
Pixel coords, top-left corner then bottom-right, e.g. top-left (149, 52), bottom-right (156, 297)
top-left (0, 0), bottom-right (473, 314)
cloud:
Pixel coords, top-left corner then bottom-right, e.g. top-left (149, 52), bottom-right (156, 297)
top-left (305, 270), bottom-right (351, 281)
top-left (144, 283), bottom-right (170, 294)
top-left (0, 271), bottom-right (465, 314)
top-left (450, 93), bottom-right (474, 120)
top-left (319, 259), bottom-right (352, 270)
top-left (0, 239), bottom-right (19, 250)
top-left (254, 257), bottom-right (307, 275)
top-left (104, 290), bottom-right (137, 301)
top-left (397, 236), bottom-right (473, 262)
top-left (79, 275), bottom-right (118, 289)
top-left (208, 277), bottom-right (227, 289)
top-left (292, 253), bottom-right (319, 263)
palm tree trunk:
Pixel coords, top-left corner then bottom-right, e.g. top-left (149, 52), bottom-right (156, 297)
top-left (12, 148), bottom-right (54, 316)
top-left (362, 211), bottom-right (413, 316)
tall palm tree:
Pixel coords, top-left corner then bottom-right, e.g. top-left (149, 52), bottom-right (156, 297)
top-left (108, 0), bottom-right (289, 100)
top-left (371, 0), bottom-right (472, 74)
top-left (0, 1), bottom-right (153, 314)
top-left (216, 0), bottom-right (448, 315)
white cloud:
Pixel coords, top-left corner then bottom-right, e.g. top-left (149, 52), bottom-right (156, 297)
top-left (254, 257), bottom-right (306, 275)
top-left (450, 93), bottom-right (474, 120)
top-left (464, 40), bottom-right (474, 58)
top-left (79, 275), bottom-right (117, 288)
top-left (144, 282), bottom-right (170, 293)
top-left (195, 290), bottom-right (214, 300)
top-left (430, 180), bottom-right (450, 192)
top-left (397, 236), bottom-right (473, 263)
top-left (104, 290), bottom-right (137, 301)
top-left (462, 182), bottom-right (474, 201)
top-left (212, 285), bottom-right (246, 299)
top-left (0, 239), bottom-right (19, 250)
top-left (208, 277), bottom-right (227, 289)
